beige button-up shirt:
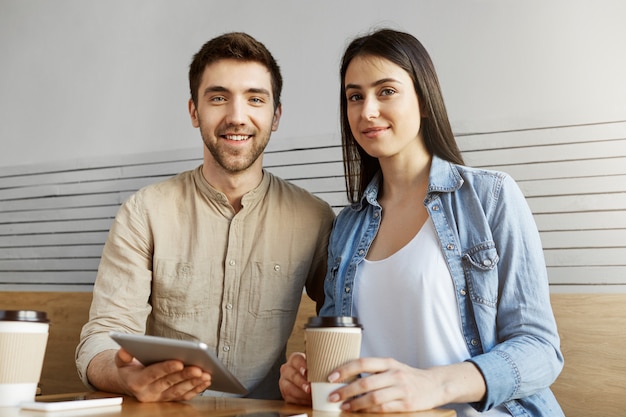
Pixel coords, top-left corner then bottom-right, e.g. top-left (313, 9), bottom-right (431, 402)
top-left (76, 166), bottom-right (335, 399)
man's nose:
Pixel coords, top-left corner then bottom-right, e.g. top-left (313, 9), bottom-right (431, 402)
top-left (226, 98), bottom-right (246, 125)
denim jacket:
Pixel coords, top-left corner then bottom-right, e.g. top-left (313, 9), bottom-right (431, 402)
top-left (320, 156), bottom-right (564, 416)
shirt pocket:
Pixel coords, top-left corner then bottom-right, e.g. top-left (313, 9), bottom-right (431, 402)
top-left (462, 242), bottom-right (499, 307)
top-left (248, 260), bottom-right (305, 318)
top-left (152, 259), bottom-right (213, 316)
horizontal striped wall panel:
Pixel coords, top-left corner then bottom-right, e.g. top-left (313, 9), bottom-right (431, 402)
top-left (483, 157), bottom-right (626, 182)
top-left (458, 121), bottom-right (626, 291)
top-left (544, 248), bottom-right (626, 267)
top-left (1, 205), bottom-right (119, 224)
top-left (534, 211), bottom-right (626, 231)
top-left (548, 267), bottom-right (626, 285)
top-left (0, 271), bottom-right (96, 286)
top-left (2, 244), bottom-right (104, 259)
top-left (458, 121), bottom-right (626, 151)
top-left (0, 218), bottom-right (114, 236)
top-left (1, 122), bottom-right (624, 291)
top-left (527, 192), bottom-right (626, 213)
top-left (463, 139), bottom-right (626, 166)
top-left (0, 140), bottom-right (347, 290)
top-left (0, 232), bottom-right (109, 248)
top-left (0, 258), bottom-right (100, 273)
top-left (0, 192), bottom-right (134, 212)
top-left (541, 229), bottom-right (626, 248)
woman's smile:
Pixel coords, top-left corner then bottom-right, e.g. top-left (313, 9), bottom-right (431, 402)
top-left (361, 125), bottom-right (390, 138)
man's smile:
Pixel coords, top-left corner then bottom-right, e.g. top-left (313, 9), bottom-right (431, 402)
top-left (223, 134), bottom-right (251, 141)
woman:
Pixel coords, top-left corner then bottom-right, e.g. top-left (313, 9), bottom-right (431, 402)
top-left (279, 29), bottom-right (564, 416)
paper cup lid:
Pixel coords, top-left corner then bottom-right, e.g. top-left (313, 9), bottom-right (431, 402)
top-left (0, 310), bottom-right (49, 323)
top-left (305, 316), bottom-right (362, 328)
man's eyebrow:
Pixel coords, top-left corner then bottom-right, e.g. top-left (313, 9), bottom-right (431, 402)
top-left (203, 85), bottom-right (228, 96)
top-left (246, 87), bottom-right (271, 96)
top-left (345, 78), bottom-right (400, 91)
top-left (202, 86), bottom-right (271, 96)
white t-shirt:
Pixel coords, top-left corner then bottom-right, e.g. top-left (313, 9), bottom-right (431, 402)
top-left (354, 217), bottom-right (510, 417)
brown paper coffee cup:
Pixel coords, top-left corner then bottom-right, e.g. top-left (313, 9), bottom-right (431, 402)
top-left (0, 332), bottom-right (48, 384)
top-left (0, 310), bottom-right (49, 407)
top-left (304, 316), bottom-right (362, 383)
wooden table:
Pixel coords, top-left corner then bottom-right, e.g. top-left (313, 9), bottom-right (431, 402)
top-left (15, 392), bottom-right (456, 417)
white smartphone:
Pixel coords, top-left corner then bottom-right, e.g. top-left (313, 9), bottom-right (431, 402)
top-left (109, 331), bottom-right (247, 395)
top-left (20, 394), bottom-right (122, 411)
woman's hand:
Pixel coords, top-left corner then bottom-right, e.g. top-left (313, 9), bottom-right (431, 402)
top-left (279, 352), bottom-right (312, 405)
top-left (327, 357), bottom-right (486, 413)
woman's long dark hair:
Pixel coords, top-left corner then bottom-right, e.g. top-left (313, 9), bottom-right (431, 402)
top-left (340, 29), bottom-right (464, 203)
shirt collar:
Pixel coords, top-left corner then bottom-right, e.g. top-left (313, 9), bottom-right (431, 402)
top-left (193, 166), bottom-right (271, 208)
top-left (427, 155), bottom-right (464, 193)
top-left (354, 155), bottom-right (464, 210)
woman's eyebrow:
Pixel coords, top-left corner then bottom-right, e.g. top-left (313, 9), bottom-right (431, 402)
top-left (345, 78), bottom-right (400, 91)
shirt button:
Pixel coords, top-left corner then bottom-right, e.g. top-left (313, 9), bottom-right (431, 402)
top-left (222, 345), bottom-right (230, 352)
top-left (229, 260), bottom-right (235, 266)
top-left (274, 264), bottom-right (280, 271)
top-left (460, 289), bottom-right (467, 296)
top-left (471, 339), bottom-right (479, 346)
top-left (373, 212), bottom-right (380, 218)
top-left (344, 287), bottom-right (351, 293)
top-left (483, 259), bottom-right (492, 266)
top-left (225, 303), bottom-right (233, 310)
top-left (432, 205), bottom-right (440, 211)
top-left (358, 249), bottom-right (365, 256)
top-left (447, 244), bottom-right (455, 250)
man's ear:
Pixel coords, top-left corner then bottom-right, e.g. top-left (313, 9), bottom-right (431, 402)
top-left (188, 99), bottom-right (200, 128)
top-left (271, 104), bottom-right (282, 131)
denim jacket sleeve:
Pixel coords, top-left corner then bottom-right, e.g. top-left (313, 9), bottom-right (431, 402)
top-left (319, 204), bottom-right (376, 318)
top-left (458, 172), bottom-right (563, 411)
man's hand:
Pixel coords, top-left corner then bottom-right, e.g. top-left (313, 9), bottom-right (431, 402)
top-left (87, 349), bottom-right (212, 402)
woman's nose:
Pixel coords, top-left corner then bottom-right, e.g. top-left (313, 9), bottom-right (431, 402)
top-left (362, 97), bottom-right (379, 120)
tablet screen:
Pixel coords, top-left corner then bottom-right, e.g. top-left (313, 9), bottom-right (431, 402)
top-left (109, 332), bottom-right (247, 395)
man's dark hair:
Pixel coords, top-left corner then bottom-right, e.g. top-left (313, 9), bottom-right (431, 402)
top-left (189, 32), bottom-right (283, 110)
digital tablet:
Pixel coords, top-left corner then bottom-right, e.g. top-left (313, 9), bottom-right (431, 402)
top-left (109, 331), bottom-right (247, 395)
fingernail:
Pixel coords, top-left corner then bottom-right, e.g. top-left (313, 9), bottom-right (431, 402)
top-left (327, 372), bottom-right (339, 382)
top-left (302, 383), bottom-right (310, 393)
top-left (328, 393), bottom-right (340, 403)
top-left (299, 367), bottom-right (307, 376)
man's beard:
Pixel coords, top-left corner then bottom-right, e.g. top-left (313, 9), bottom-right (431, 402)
top-left (201, 129), bottom-right (270, 173)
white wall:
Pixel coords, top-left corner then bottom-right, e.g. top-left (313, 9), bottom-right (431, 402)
top-left (1, 0), bottom-right (625, 292)
top-left (1, 0), bottom-right (625, 168)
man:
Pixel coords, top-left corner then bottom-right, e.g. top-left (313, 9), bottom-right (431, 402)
top-left (76, 32), bottom-right (335, 402)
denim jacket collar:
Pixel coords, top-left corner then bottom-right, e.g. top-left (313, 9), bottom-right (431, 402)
top-left (427, 155), bottom-right (464, 193)
top-left (355, 155), bottom-right (464, 210)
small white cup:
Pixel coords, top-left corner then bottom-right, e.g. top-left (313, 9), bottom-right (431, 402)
top-left (311, 382), bottom-right (346, 412)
